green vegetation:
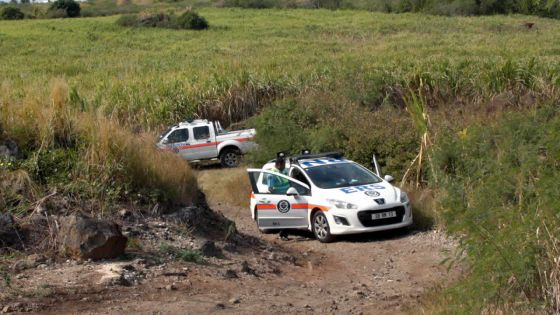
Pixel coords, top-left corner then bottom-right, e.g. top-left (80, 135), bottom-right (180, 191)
top-left (431, 105), bottom-right (560, 312)
top-left (2, 7), bottom-right (560, 313)
top-left (48, 0), bottom-right (81, 18)
top-left (0, 7), bottom-right (24, 20)
top-left (0, 79), bottom-right (198, 214)
top-left (159, 244), bottom-right (206, 264)
top-left (116, 9), bottom-right (208, 29)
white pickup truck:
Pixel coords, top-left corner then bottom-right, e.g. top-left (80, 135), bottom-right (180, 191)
top-left (157, 119), bottom-right (257, 167)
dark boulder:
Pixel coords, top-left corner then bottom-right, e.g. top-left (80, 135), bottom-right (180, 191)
top-left (0, 140), bottom-right (20, 160)
top-left (199, 240), bottom-right (223, 258)
top-left (57, 214), bottom-right (127, 260)
top-left (0, 213), bottom-right (22, 249)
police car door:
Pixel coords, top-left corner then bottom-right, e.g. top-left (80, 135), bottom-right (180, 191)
top-left (247, 169), bottom-right (310, 229)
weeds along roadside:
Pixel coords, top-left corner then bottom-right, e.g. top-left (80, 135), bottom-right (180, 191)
top-left (412, 103), bottom-right (560, 313)
top-left (0, 79), bottom-right (198, 215)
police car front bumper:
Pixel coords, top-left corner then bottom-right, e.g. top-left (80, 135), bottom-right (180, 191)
top-left (326, 202), bottom-right (413, 235)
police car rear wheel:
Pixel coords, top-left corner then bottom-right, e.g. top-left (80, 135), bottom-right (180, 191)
top-left (312, 212), bottom-right (334, 243)
top-left (220, 149), bottom-right (240, 168)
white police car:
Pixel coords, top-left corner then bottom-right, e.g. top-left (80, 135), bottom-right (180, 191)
top-left (247, 152), bottom-right (412, 243)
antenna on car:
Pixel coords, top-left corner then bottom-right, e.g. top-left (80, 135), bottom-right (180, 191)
top-left (372, 154), bottom-right (381, 177)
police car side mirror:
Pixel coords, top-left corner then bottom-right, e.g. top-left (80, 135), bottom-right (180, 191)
top-left (286, 187), bottom-right (299, 196)
top-left (384, 175), bottom-right (394, 183)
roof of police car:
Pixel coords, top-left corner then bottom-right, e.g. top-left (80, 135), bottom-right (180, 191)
top-left (265, 152), bottom-right (351, 169)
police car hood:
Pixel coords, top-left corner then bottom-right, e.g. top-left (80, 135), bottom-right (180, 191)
top-left (323, 181), bottom-right (399, 206)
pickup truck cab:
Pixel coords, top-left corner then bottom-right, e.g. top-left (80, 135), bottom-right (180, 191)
top-left (157, 119), bottom-right (256, 167)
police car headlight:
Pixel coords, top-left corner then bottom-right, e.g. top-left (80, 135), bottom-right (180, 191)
top-left (400, 191), bottom-right (409, 203)
top-left (327, 199), bottom-right (358, 210)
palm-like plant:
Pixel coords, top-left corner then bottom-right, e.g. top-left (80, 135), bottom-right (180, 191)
top-left (401, 80), bottom-right (435, 187)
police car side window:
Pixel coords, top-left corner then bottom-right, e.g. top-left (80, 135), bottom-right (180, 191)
top-left (193, 126), bottom-right (210, 140)
top-left (291, 168), bottom-right (310, 188)
top-left (167, 129), bottom-right (189, 143)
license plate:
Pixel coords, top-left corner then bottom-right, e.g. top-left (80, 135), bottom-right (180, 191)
top-left (371, 211), bottom-right (397, 220)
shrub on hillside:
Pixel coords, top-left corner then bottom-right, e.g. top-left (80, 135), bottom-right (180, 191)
top-left (175, 10), bottom-right (208, 30)
top-left (0, 7), bottom-right (24, 20)
top-left (48, 0), bottom-right (81, 18)
top-left (0, 80), bottom-right (198, 213)
top-left (249, 94), bottom-right (418, 180)
top-left (115, 13), bottom-right (138, 26)
top-left (137, 11), bottom-right (171, 27)
top-left (116, 10), bottom-right (209, 30)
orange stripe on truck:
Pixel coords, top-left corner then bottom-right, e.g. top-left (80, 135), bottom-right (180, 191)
top-left (165, 138), bottom-right (254, 151)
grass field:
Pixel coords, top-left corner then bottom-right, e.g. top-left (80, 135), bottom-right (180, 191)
top-left (2, 8), bottom-right (560, 313)
top-left (2, 9), bottom-right (560, 129)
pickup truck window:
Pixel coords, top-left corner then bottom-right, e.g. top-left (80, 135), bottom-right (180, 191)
top-left (167, 129), bottom-right (189, 143)
top-left (193, 126), bottom-right (210, 140)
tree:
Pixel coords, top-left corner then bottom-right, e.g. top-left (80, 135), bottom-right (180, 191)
top-left (0, 7), bottom-right (24, 20)
top-left (48, 0), bottom-right (80, 18)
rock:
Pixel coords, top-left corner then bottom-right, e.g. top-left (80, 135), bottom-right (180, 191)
top-left (199, 240), bottom-right (223, 258)
top-left (118, 209), bottom-right (131, 218)
top-left (27, 254), bottom-right (48, 265)
top-left (0, 213), bottom-right (21, 248)
top-left (222, 242), bottom-right (237, 253)
top-left (241, 261), bottom-right (256, 276)
top-left (165, 284), bottom-right (176, 291)
top-left (223, 269), bottom-right (238, 279)
top-left (57, 214), bottom-right (127, 260)
top-left (215, 303), bottom-right (226, 309)
top-left (0, 139), bottom-right (19, 160)
top-left (164, 206), bottom-right (204, 226)
top-left (2, 302), bottom-right (23, 313)
top-left (228, 297), bottom-right (240, 304)
top-left (98, 263), bottom-right (144, 286)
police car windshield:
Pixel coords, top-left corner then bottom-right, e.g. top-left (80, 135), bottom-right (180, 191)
top-left (305, 163), bottom-right (382, 189)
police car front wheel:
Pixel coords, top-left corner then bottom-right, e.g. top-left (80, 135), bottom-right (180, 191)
top-left (312, 212), bottom-right (335, 243)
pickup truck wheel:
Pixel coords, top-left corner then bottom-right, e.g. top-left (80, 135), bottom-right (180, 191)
top-left (220, 148), bottom-right (240, 168)
top-left (312, 212), bottom-right (335, 243)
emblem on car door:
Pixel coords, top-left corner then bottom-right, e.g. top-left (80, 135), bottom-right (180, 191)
top-left (277, 200), bottom-right (291, 213)
top-left (365, 190), bottom-right (380, 197)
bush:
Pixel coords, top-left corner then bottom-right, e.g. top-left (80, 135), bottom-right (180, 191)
top-left (116, 10), bottom-right (209, 30)
top-left (136, 11), bottom-right (171, 27)
top-left (0, 79), bottom-right (199, 212)
top-left (48, 0), bottom-right (81, 18)
top-left (115, 14), bottom-right (138, 27)
top-left (175, 10), bottom-right (208, 30)
top-left (248, 94), bottom-right (419, 180)
top-left (0, 7), bottom-right (24, 20)
top-left (433, 105), bottom-right (560, 312)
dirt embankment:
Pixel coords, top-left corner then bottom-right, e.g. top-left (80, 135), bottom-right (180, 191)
top-left (1, 170), bottom-right (460, 315)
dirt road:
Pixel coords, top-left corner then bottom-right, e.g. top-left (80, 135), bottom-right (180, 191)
top-left (6, 173), bottom-right (460, 315)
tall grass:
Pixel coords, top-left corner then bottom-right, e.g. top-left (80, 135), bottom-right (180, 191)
top-left (431, 104), bottom-right (560, 313)
top-left (2, 10), bottom-right (560, 130)
top-left (197, 167), bottom-right (250, 208)
top-left (0, 79), bottom-right (198, 214)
